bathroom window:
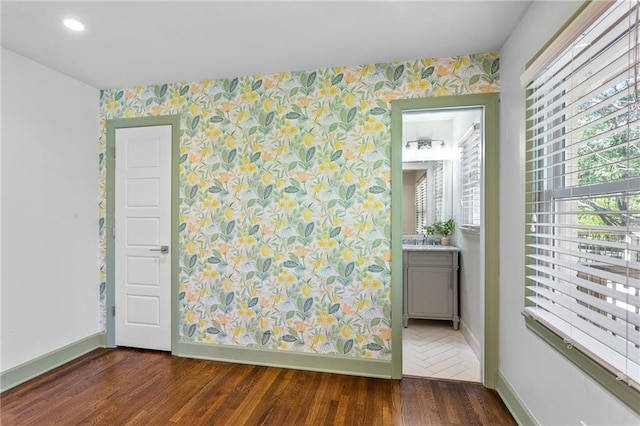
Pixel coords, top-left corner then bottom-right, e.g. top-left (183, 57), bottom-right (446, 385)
top-left (415, 173), bottom-right (427, 232)
top-left (460, 123), bottom-right (481, 228)
top-left (433, 162), bottom-right (444, 222)
top-left (523, 0), bottom-right (640, 405)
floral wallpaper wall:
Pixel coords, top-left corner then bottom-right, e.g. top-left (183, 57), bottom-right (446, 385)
top-left (99, 53), bottom-right (499, 360)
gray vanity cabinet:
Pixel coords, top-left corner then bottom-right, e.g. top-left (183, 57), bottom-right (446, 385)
top-left (402, 249), bottom-right (459, 329)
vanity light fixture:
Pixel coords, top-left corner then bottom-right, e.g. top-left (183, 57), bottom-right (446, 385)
top-left (405, 138), bottom-right (444, 150)
top-left (63, 18), bottom-right (85, 32)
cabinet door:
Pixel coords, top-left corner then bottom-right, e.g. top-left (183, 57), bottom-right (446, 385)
top-left (407, 267), bottom-right (453, 319)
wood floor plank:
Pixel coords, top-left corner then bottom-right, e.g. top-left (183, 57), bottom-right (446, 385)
top-left (0, 348), bottom-right (516, 425)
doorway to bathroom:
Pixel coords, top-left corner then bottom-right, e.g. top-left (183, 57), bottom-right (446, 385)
top-left (401, 106), bottom-right (482, 382)
top-left (389, 94), bottom-right (499, 388)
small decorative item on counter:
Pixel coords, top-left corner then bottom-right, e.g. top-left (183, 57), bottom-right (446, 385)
top-left (432, 218), bottom-right (456, 245)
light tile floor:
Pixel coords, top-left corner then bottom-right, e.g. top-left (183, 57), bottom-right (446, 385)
top-left (403, 319), bottom-right (481, 382)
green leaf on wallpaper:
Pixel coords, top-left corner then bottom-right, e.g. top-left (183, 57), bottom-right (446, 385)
top-left (206, 327), bottom-right (221, 334)
top-left (346, 107), bottom-right (357, 123)
top-left (332, 73), bottom-right (343, 85)
top-left (286, 111), bottom-right (302, 120)
top-left (374, 81), bottom-right (385, 92)
top-left (228, 148), bottom-right (237, 164)
top-left (114, 90), bottom-right (124, 101)
top-left (249, 126), bottom-right (258, 136)
top-left (345, 184), bottom-right (356, 200)
top-left (326, 276), bottom-right (337, 285)
top-left (329, 226), bottom-right (341, 238)
top-left (328, 303), bottom-right (340, 315)
top-left (246, 271), bottom-right (255, 280)
top-left (373, 160), bottom-right (383, 170)
top-left (225, 292), bottom-right (235, 306)
top-left (469, 74), bottom-right (481, 86)
top-left (265, 111), bottom-right (275, 127)
top-left (329, 122), bottom-right (339, 133)
top-left (283, 334), bottom-right (298, 342)
top-left (371, 239), bottom-right (383, 249)
top-left (289, 87), bottom-right (299, 97)
top-left (306, 71), bottom-right (317, 88)
top-left (159, 84), bottom-right (168, 98)
top-left (248, 224), bottom-right (260, 235)
top-left (208, 186), bottom-right (223, 193)
top-left (100, 282), bottom-right (106, 295)
top-left (491, 58), bottom-right (500, 75)
top-left (287, 236), bottom-right (296, 246)
top-left (188, 324), bottom-right (196, 338)
top-left (263, 258), bottom-right (272, 273)
top-left (371, 318), bottom-right (381, 327)
top-left (191, 115), bottom-right (200, 129)
top-left (284, 186), bottom-right (300, 193)
top-left (189, 185), bottom-right (198, 199)
top-left (368, 265), bottom-right (385, 273)
top-left (226, 220), bottom-right (235, 235)
top-left (343, 339), bottom-right (354, 354)
top-left (178, 222), bottom-right (187, 232)
top-left (393, 65), bottom-right (405, 81)
top-left (207, 257), bottom-right (221, 264)
top-left (344, 262), bottom-right (355, 278)
top-left (304, 222), bottom-right (315, 238)
top-left (248, 297), bottom-right (259, 308)
top-left (263, 184), bottom-right (273, 200)
top-left (283, 260), bottom-right (299, 268)
top-left (99, 217), bottom-right (105, 230)
top-left (330, 150), bottom-right (342, 162)
top-left (180, 85), bottom-right (189, 96)
top-left (252, 79), bottom-right (263, 91)
top-left (328, 199), bottom-right (338, 209)
top-left (367, 343), bottom-right (384, 351)
top-left (210, 116), bottom-right (224, 123)
top-left (422, 66), bottom-right (435, 79)
top-left (179, 291), bottom-right (186, 300)
top-left (305, 147), bottom-right (316, 162)
top-left (286, 311), bottom-right (296, 320)
top-left (179, 153), bottom-right (188, 164)
top-left (250, 152), bottom-right (261, 163)
top-left (303, 297), bottom-right (313, 313)
top-left (261, 331), bottom-right (271, 345)
top-left (369, 186), bottom-right (386, 194)
top-left (229, 78), bottom-right (239, 93)
top-left (288, 161), bottom-right (298, 172)
top-left (370, 107), bottom-right (386, 115)
top-left (482, 58), bottom-right (491, 75)
top-left (189, 254), bottom-right (198, 268)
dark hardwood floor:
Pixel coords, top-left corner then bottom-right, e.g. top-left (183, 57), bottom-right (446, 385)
top-left (0, 348), bottom-right (515, 425)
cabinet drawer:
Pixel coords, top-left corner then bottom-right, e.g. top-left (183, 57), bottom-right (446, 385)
top-left (407, 251), bottom-right (452, 266)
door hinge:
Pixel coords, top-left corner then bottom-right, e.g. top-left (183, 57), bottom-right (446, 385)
top-left (112, 306), bottom-right (116, 316)
top-left (112, 146), bottom-right (116, 158)
top-left (112, 226), bottom-right (115, 238)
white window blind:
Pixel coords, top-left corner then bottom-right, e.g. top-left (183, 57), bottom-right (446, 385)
top-left (460, 123), bottom-right (481, 227)
top-left (524, 0), bottom-right (640, 391)
top-left (415, 173), bottom-right (427, 232)
top-left (433, 162), bottom-right (443, 222)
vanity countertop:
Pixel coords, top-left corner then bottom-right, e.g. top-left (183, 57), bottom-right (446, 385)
top-left (402, 244), bottom-right (460, 252)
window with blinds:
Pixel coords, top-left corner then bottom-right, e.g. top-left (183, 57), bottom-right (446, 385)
top-left (460, 123), bottom-right (481, 227)
top-left (524, 0), bottom-right (640, 394)
top-left (415, 173), bottom-right (427, 232)
top-left (433, 162), bottom-right (443, 222)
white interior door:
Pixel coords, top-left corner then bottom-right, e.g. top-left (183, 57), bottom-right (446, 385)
top-left (115, 125), bottom-right (171, 351)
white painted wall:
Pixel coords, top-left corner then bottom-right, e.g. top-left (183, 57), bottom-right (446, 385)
top-left (0, 49), bottom-right (100, 371)
top-left (499, 3), bottom-right (639, 424)
top-left (451, 110), bottom-right (482, 358)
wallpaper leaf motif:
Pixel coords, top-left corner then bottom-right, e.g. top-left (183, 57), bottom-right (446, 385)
top-left (98, 53), bottom-right (499, 360)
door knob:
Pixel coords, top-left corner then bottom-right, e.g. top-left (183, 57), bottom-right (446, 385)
top-left (150, 245), bottom-right (169, 254)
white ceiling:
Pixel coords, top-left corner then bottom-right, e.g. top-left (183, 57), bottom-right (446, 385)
top-left (1, 0), bottom-right (532, 90)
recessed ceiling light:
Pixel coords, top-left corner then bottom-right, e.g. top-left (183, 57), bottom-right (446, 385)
top-left (63, 18), bottom-right (85, 32)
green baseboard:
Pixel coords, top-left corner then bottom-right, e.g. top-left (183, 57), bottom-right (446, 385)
top-left (0, 332), bottom-right (106, 393)
top-left (496, 371), bottom-right (539, 426)
top-left (174, 341), bottom-right (392, 378)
